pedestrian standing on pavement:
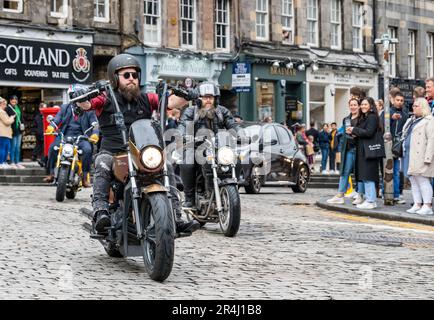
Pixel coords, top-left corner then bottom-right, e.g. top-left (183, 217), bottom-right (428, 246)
top-left (425, 77), bottom-right (434, 114)
top-left (402, 98), bottom-right (434, 215)
top-left (390, 92), bottom-right (409, 204)
top-left (6, 95), bottom-right (25, 169)
top-left (329, 122), bottom-right (339, 174)
top-left (327, 98), bottom-right (361, 204)
top-left (306, 121), bottom-right (319, 153)
top-left (347, 97), bottom-right (384, 210)
top-left (318, 123), bottom-right (331, 174)
top-left (32, 102), bottom-right (46, 166)
top-left (0, 97), bottom-right (16, 168)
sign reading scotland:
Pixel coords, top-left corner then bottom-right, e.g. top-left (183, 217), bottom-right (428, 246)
top-left (232, 62), bottom-right (251, 92)
top-left (0, 37), bottom-right (93, 84)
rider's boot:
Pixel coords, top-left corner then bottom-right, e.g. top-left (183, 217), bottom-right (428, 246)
top-left (183, 190), bottom-right (196, 209)
top-left (175, 209), bottom-right (200, 234)
top-left (93, 209), bottom-right (111, 234)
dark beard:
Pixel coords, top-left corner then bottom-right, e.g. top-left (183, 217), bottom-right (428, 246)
top-left (119, 83), bottom-right (141, 102)
top-left (197, 106), bottom-right (216, 120)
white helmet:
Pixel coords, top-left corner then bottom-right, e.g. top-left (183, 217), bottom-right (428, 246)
top-left (198, 82), bottom-right (220, 97)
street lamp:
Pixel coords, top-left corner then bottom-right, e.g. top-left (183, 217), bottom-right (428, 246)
top-left (375, 33), bottom-right (399, 206)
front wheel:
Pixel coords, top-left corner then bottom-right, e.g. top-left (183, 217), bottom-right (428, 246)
top-left (55, 166), bottom-right (69, 202)
top-left (219, 185), bottom-right (241, 237)
top-left (291, 165), bottom-right (309, 193)
top-left (141, 193), bottom-right (175, 282)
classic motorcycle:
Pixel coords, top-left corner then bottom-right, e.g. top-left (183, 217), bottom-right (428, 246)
top-left (76, 80), bottom-right (194, 282)
top-left (179, 137), bottom-right (241, 237)
top-left (45, 115), bottom-right (97, 202)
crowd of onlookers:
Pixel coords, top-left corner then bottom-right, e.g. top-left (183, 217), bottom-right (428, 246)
top-left (321, 79), bottom-right (434, 215)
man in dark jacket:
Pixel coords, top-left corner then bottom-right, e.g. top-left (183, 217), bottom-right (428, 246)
top-left (177, 82), bottom-right (242, 208)
top-left (318, 124), bottom-right (331, 174)
top-left (390, 92), bottom-right (408, 203)
top-left (305, 121), bottom-right (319, 152)
top-left (44, 101), bottom-right (99, 187)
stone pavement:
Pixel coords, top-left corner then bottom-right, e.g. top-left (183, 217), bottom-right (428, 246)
top-left (1, 185), bottom-right (434, 299)
top-left (317, 190), bottom-right (434, 226)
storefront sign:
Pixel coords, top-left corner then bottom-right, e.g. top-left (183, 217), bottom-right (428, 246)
top-left (0, 37), bottom-right (93, 84)
top-left (307, 69), bottom-right (376, 87)
top-left (232, 62), bottom-right (251, 92)
top-left (285, 96), bottom-right (298, 112)
top-left (270, 67), bottom-right (296, 76)
top-left (159, 57), bottom-right (210, 78)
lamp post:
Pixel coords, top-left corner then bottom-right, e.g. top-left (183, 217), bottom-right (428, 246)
top-left (374, 34), bottom-right (399, 206)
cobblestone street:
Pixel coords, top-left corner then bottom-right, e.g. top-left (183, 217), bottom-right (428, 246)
top-left (1, 185), bottom-right (434, 300)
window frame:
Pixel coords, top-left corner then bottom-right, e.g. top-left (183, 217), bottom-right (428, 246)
top-left (50, 0), bottom-right (68, 18)
top-left (94, 0), bottom-right (110, 23)
top-left (427, 33), bottom-right (434, 78)
top-left (408, 30), bottom-right (416, 79)
top-left (281, 0), bottom-right (294, 45)
top-left (255, 0), bottom-right (269, 42)
top-left (2, 0), bottom-right (23, 13)
top-left (180, 0), bottom-right (197, 49)
top-left (330, 0), bottom-right (342, 50)
top-left (307, 0), bottom-right (318, 47)
top-left (215, 0), bottom-right (230, 51)
top-left (352, 1), bottom-right (363, 52)
top-left (388, 27), bottom-right (397, 78)
top-left (143, 0), bottom-right (161, 46)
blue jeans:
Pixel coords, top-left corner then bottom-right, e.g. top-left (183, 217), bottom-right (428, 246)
top-left (0, 137), bottom-right (11, 164)
top-left (393, 158), bottom-right (401, 198)
top-left (320, 147), bottom-right (329, 171)
top-left (10, 134), bottom-right (22, 164)
top-left (338, 149), bottom-right (356, 193)
top-left (357, 181), bottom-right (377, 203)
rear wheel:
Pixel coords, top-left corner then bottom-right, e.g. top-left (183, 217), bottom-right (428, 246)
top-left (55, 166), bottom-right (69, 202)
top-left (141, 193), bottom-right (175, 282)
top-left (219, 185), bottom-right (241, 237)
top-left (244, 165), bottom-right (263, 194)
top-left (291, 165), bottom-right (309, 193)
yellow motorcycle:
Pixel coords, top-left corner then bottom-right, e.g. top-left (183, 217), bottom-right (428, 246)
top-left (46, 115), bottom-right (97, 202)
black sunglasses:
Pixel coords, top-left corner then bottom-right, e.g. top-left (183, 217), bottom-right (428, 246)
top-left (118, 72), bottom-right (139, 80)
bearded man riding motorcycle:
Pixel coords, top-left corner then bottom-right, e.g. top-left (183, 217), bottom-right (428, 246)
top-left (74, 53), bottom-right (200, 235)
top-left (178, 82), bottom-right (242, 208)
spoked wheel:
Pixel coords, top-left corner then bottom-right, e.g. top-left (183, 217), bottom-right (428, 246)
top-left (219, 185), bottom-right (241, 237)
top-left (141, 193), bottom-right (175, 282)
top-left (291, 165), bottom-right (309, 193)
top-left (244, 165), bottom-right (263, 194)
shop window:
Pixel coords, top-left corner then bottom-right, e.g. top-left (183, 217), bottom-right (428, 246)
top-left (352, 1), bottom-right (363, 52)
top-left (144, 0), bottom-right (161, 46)
top-left (256, 0), bottom-right (269, 41)
top-left (51, 0), bottom-right (68, 18)
top-left (94, 0), bottom-right (109, 23)
top-left (330, 0), bottom-right (342, 50)
top-left (2, 0), bottom-right (23, 13)
top-left (256, 81), bottom-right (275, 121)
top-left (408, 30), bottom-right (416, 79)
top-left (307, 0), bottom-right (318, 47)
top-left (427, 33), bottom-right (434, 78)
top-left (388, 27), bottom-right (397, 78)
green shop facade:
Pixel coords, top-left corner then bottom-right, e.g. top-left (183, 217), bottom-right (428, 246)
top-left (219, 56), bottom-right (307, 126)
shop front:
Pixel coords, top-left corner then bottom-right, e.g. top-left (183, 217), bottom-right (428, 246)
top-left (306, 68), bottom-right (378, 127)
top-left (125, 47), bottom-right (229, 92)
top-left (0, 26), bottom-right (93, 160)
top-left (220, 60), bottom-right (307, 125)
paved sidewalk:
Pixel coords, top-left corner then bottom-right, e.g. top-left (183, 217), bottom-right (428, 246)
top-left (317, 191), bottom-right (434, 226)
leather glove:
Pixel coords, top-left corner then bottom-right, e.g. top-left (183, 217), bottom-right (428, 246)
top-left (88, 134), bottom-right (99, 144)
top-left (45, 125), bottom-right (55, 134)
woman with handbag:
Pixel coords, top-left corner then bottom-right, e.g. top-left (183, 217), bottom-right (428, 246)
top-left (0, 96), bottom-right (16, 168)
top-left (6, 95), bottom-right (25, 169)
top-left (326, 98), bottom-right (361, 204)
top-left (346, 97), bottom-right (385, 209)
top-left (402, 98), bottom-right (434, 215)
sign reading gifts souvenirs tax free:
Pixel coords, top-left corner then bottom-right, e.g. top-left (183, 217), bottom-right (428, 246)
top-left (0, 37), bottom-right (93, 84)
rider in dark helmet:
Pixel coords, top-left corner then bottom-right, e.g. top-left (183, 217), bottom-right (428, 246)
top-left (178, 82), bottom-right (242, 208)
top-left (75, 53), bottom-right (200, 235)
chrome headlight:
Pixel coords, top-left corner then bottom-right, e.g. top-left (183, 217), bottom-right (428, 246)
top-left (217, 147), bottom-right (236, 165)
top-left (62, 144), bottom-right (74, 157)
top-left (140, 146), bottom-right (163, 170)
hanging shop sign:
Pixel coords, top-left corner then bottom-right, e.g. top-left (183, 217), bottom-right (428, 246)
top-left (0, 37), bottom-right (93, 84)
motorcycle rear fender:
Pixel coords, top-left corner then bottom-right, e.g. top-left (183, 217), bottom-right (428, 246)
top-left (141, 184), bottom-right (168, 194)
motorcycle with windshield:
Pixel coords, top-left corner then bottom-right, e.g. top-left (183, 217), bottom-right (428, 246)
top-left (45, 115), bottom-right (97, 202)
top-left (74, 80), bottom-right (195, 282)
